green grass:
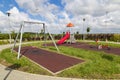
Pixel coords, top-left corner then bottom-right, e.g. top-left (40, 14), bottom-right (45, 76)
top-left (0, 41), bottom-right (120, 79)
top-left (86, 41), bottom-right (120, 48)
top-left (48, 46), bottom-right (120, 79)
top-left (0, 40), bottom-right (10, 45)
top-left (0, 48), bottom-right (51, 75)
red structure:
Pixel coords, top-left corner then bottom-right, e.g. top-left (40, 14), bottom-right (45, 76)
top-left (57, 32), bottom-right (70, 44)
top-left (67, 22), bottom-right (74, 27)
top-left (57, 22), bottom-right (75, 44)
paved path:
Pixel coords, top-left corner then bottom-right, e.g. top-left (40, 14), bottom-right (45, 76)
top-left (0, 64), bottom-right (82, 80)
top-left (0, 42), bottom-right (81, 80)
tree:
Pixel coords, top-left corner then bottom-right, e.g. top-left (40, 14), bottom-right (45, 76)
top-left (86, 27), bottom-right (90, 34)
top-left (86, 27), bottom-right (90, 40)
top-left (11, 31), bottom-right (16, 40)
top-left (40, 29), bottom-right (44, 34)
top-left (63, 32), bottom-right (65, 34)
top-left (76, 31), bottom-right (79, 34)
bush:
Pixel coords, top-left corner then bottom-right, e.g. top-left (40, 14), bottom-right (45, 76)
top-left (110, 34), bottom-right (120, 42)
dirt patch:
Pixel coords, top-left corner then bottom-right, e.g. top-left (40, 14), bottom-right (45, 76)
top-left (14, 46), bottom-right (84, 74)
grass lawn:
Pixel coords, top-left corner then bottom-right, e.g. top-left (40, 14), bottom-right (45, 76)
top-left (0, 41), bottom-right (120, 79)
top-left (55, 46), bottom-right (120, 79)
top-left (0, 48), bottom-right (51, 76)
top-left (84, 40), bottom-right (120, 48)
top-left (0, 40), bottom-right (10, 45)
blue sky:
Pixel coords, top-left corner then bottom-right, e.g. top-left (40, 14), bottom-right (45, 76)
top-left (0, 0), bottom-right (63, 11)
top-left (49, 0), bottom-right (63, 8)
top-left (0, 0), bottom-right (18, 13)
top-left (0, 0), bottom-right (120, 33)
top-left (0, 0), bottom-right (63, 17)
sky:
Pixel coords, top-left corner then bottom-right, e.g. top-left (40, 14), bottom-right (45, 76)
top-left (0, 0), bottom-right (120, 34)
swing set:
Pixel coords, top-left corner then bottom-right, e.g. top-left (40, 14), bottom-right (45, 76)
top-left (12, 21), bottom-right (59, 59)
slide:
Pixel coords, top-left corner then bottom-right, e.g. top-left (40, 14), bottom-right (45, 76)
top-left (57, 32), bottom-right (70, 45)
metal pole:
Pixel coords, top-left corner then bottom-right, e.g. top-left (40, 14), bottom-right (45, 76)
top-left (11, 25), bottom-right (22, 53)
top-left (6, 12), bottom-right (12, 49)
top-left (69, 27), bottom-right (71, 44)
top-left (46, 26), bottom-right (60, 52)
top-left (17, 23), bottom-right (24, 59)
top-left (83, 18), bottom-right (85, 40)
top-left (105, 11), bottom-right (108, 42)
top-left (43, 23), bottom-right (47, 47)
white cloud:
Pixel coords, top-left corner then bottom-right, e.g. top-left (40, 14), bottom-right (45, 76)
top-left (0, 0), bottom-right (120, 34)
top-left (0, 11), bottom-right (10, 32)
top-left (14, 0), bottom-right (70, 33)
top-left (0, 6), bottom-right (53, 33)
top-left (109, 11), bottom-right (120, 25)
top-left (60, 0), bottom-right (120, 33)
top-left (62, 0), bottom-right (120, 17)
top-left (15, 0), bottom-right (60, 23)
top-left (110, 0), bottom-right (120, 4)
top-left (8, 7), bottom-right (29, 22)
top-left (0, 7), bottom-right (32, 33)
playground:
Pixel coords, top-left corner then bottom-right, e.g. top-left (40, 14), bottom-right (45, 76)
top-left (48, 42), bottom-right (120, 56)
top-left (0, 0), bottom-right (120, 79)
top-left (48, 22), bottom-right (120, 56)
top-left (14, 46), bottom-right (84, 74)
top-left (0, 21), bottom-right (119, 79)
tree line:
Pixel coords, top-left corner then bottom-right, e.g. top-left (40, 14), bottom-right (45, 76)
top-left (0, 32), bottom-right (120, 42)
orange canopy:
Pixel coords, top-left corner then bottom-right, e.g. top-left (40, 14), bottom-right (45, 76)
top-left (67, 23), bottom-right (74, 27)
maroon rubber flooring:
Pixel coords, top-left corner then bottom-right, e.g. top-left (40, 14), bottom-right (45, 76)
top-left (48, 42), bottom-right (120, 56)
top-left (62, 42), bottom-right (120, 56)
top-left (14, 46), bottom-right (84, 73)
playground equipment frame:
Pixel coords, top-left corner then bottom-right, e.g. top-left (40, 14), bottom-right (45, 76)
top-left (12, 21), bottom-right (59, 59)
top-left (12, 21), bottom-right (45, 59)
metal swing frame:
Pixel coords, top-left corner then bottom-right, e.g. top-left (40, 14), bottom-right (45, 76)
top-left (12, 21), bottom-right (59, 59)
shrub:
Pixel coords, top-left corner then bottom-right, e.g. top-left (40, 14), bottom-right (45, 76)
top-left (110, 34), bottom-right (120, 42)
